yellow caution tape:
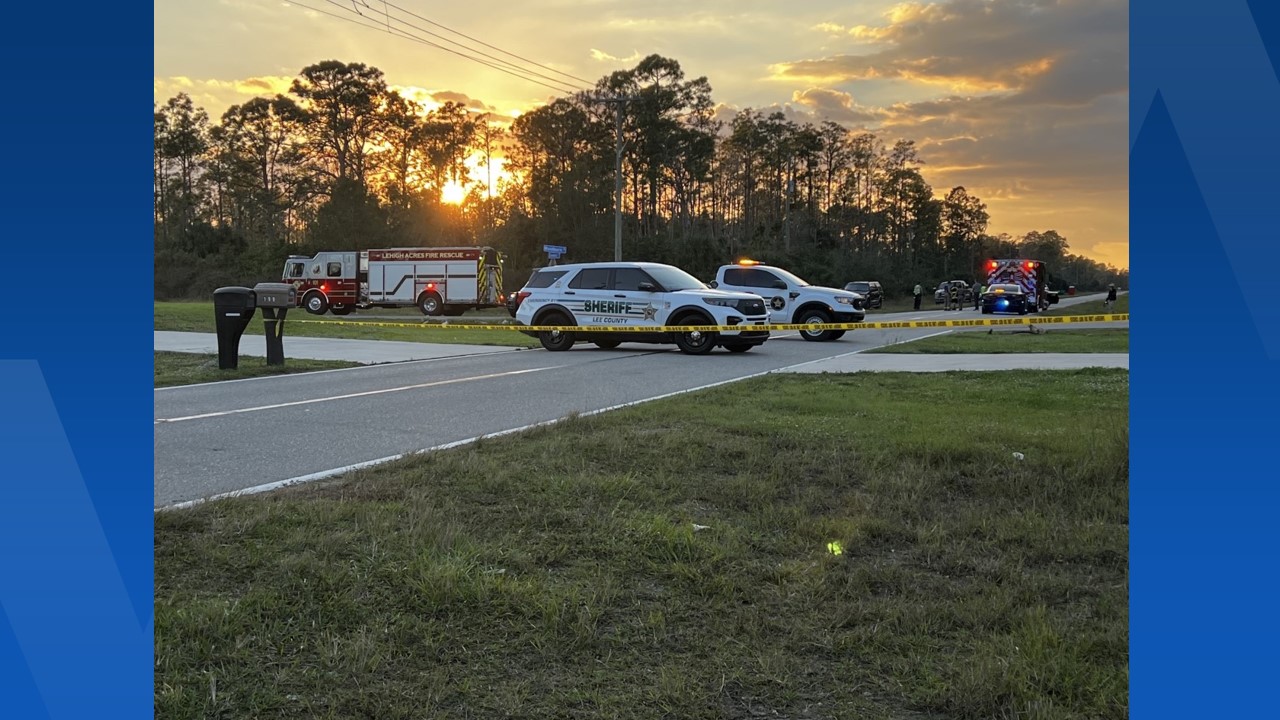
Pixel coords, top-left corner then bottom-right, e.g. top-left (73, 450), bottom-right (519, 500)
top-left (284, 313), bottom-right (1129, 333)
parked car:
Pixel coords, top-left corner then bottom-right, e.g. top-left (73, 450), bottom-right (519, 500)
top-left (843, 281), bottom-right (883, 309)
top-left (980, 283), bottom-right (1030, 315)
top-left (934, 280), bottom-right (974, 304)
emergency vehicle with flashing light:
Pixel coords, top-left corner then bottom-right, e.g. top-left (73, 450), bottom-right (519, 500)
top-left (281, 247), bottom-right (506, 316)
top-left (709, 259), bottom-right (866, 342)
top-left (513, 261), bottom-right (771, 355)
top-left (983, 258), bottom-right (1060, 312)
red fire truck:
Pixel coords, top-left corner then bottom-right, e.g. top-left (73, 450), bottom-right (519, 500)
top-left (984, 258), bottom-right (1060, 312)
top-left (281, 247), bottom-right (506, 316)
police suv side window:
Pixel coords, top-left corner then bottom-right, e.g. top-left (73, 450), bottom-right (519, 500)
top-left (612, 267), bottom-right (655, 291)
top-left (745, 269), bottom-right (781, 288)
top-left (569, 268), bottom-right (609, 290)
top-left (526, 270), bottom-right (567, 289)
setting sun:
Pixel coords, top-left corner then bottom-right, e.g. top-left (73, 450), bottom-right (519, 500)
top-left (440, 180), bottom-right (466, 204)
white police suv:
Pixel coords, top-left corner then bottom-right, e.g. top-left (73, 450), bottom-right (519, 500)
top-left (513, 262), bottom-right (771, 354)
top-left (710, 260), bottom-right (866, 341)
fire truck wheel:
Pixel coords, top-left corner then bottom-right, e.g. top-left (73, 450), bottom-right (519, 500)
top-left (538, 313), bottom-right (576, 351)
top-left (797, 308), bottom-right (835, 341)
top-left (331, 306), bottom-right (353, 316)
top-left (303, 292), bottom-right (328, 315)
top-left (418, 292), bottom-right (444, 316)
top-left (442, 306), bottom-right (466, 317)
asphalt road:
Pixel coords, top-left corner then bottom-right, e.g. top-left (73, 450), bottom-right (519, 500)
top-left (154, 292), bottom-right (1116, 508)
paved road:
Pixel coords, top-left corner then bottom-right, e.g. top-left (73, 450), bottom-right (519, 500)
top-left (154, 292), bottom-right (1119, 508)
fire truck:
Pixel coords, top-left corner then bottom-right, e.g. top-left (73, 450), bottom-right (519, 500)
top-left (281, 247), bottom-right (506, 316)
top-left (984, 258), bottom-right (1060, 312)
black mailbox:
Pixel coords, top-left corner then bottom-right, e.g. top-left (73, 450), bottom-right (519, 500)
top-left (253, 282), bottom-right (294, 366)
top-left (213, 287), bottom-right (257, 370)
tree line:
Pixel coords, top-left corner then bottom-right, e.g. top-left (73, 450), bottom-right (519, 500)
top-left (154, 56), bottom-right (1128, 299)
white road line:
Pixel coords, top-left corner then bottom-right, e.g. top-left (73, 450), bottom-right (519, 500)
top-left (154, 328), bottom-right (955, 511)
top-left (154, 347), bottom-right (526, 391)
top-left (154, 367), bottom-right (555, 424)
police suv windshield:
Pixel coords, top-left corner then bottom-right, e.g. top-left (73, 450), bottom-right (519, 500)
top-left (645, 265), bottom-right (708, 291)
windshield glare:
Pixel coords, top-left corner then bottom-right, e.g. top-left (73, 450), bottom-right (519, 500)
top-left (645, 265), bottom-right (705, 291)
top-left (769, 267), bottom-right (810, 286)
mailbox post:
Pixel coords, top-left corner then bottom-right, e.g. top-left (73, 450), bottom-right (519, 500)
top-left (213, 287), bottom-right (257, 370)
top-left (253, 282), bottom-right (296, 366)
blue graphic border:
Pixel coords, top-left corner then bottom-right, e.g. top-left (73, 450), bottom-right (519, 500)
top-left (1132, 1), bottom-right (1280, 718)
top-left (0, 2), bottom-right (153, 717)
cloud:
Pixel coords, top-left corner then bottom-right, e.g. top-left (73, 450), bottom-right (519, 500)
top-left (789, 88), bottom-right (886, 124)
top-left (774, 0), bottom-right (1127, 103)
top-left (590, 48), bottom-right (644, 64)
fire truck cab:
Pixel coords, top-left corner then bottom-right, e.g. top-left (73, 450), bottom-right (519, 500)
top-left (984, 258), bottom-right (1060, 312)
top-left (282, 246), bottom-right (506, 317)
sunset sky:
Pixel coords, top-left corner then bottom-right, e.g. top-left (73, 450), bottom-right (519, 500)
top-left (154, 0), bottom-right (1128, 269)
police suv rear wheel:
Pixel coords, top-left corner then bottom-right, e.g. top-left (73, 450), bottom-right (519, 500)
top-left (723, 343), bottom-right (753, 353)
top-left (798, 309), bottom-right (835, 342)
top-left (538, 313), bottom-right (576, 352)
top-left (593, 340), bottom-right (621, 350)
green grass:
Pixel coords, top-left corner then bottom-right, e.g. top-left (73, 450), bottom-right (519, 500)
top-left (156, 370), bottom-right (1128, 719)
top-left (869, 328), bottom-right (1129, 354)
top-left (156, 302), bottom-right (539, 348)
top-left (1043, 293), bottom-right (1128, 316)
top-left (155, 351), bottom-right (360, 387)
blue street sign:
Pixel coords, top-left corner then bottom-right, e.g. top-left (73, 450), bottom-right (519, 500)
top-left (543, 244), bottom-right (567, 254)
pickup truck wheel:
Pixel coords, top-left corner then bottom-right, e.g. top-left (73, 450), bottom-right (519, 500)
top-left (798, 309), bottom-right (835, 341)
top-left (304, 292), bottom-right (328, 315)
top-left (538, 312), bottom-right (576, 351)
top-left (419, 292), bottom-right (444, 316)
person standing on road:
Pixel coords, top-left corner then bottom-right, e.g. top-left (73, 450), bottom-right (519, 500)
top-left (974, 282), bottom-right (984, 310)
top-left (1105, 284), bottom-right (1117, 308)
top-left (913, 283), bottom-right (923, 310)
top-left (947, 283), bottom-right (959, 311)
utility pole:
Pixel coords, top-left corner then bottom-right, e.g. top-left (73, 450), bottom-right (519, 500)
top-left (596, 95), bottom-right (630, 261)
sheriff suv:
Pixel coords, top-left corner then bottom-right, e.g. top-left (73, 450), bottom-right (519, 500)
top-left (709, 261), bottom-right (865, 342)
top-left (513, 262), bottom-right (771, 355)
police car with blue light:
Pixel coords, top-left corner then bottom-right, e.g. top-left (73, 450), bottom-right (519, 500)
top-left (979, 283), bottom-right (1031, 315)
top-left (513, 262), bottom-right (771, 354)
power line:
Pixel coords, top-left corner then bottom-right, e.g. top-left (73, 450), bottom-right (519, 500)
top-left (348, 1), bottom-right (592, 92)
top-left (283, 1), bottom-right (584, 95)
top-left (380, 1), bottom-right (596, 87)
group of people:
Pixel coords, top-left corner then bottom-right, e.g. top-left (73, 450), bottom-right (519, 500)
top-left (912, 282), bottom-right (985, 311)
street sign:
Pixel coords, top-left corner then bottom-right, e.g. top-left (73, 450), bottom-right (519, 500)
top-left (543, 244), bottom-right (566, 254)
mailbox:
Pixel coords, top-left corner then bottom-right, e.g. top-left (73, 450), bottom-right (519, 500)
top-left (213, 287), bottom-right (257, 370)
top-left (252, 282), bottom-right (294, 366)
top-left (252, 282), bottom-right (296, 308)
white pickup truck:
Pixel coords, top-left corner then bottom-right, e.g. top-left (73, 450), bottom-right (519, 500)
top-left (708, 261), bottom-right (866, 341)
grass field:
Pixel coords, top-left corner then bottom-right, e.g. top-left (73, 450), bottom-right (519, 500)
top-left (869, 328), bottom-right (1129, 354)
top-left (156, 302), bottom-right (539, 348)
top-left (154, 352), bottom-right (360, 387)
top-left (156, 370), bottom-right (1129, 719)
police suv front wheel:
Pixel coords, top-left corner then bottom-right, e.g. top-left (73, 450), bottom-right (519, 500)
top-left (798, 309), bottom-right (836, 341)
